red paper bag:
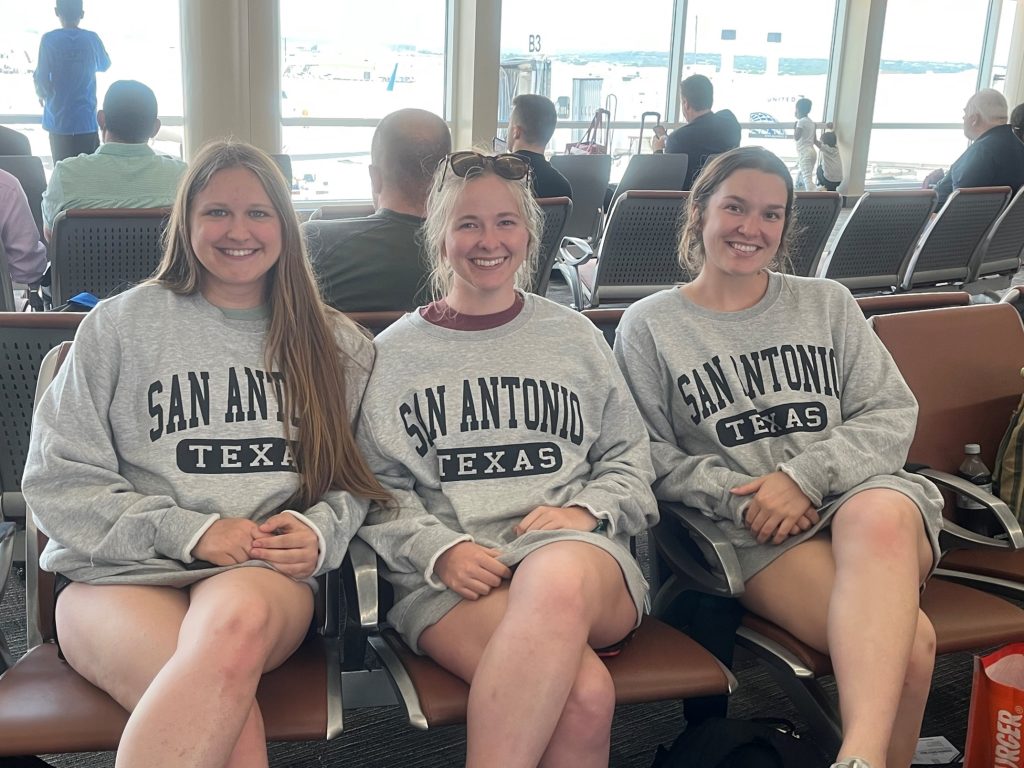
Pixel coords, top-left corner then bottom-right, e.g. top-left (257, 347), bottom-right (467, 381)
top-left (964, 643), bottom-right (1024, 768)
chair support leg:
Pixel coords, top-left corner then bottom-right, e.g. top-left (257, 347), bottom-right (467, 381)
top-left (736, 636), bottom-right (843, 755)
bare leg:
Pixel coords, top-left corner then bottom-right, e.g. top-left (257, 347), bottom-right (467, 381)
top-left (419, 541), bottom-right (636, 768)
top-left (117, 567), bottom-right (312, 768)
top-left (741, 489), bottom-right (934, 768)
top-left (56, 568), bottom-right (313, 768)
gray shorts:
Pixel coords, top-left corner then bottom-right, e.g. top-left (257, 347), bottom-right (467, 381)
top-left (386, 530), bottom-right (649, 654)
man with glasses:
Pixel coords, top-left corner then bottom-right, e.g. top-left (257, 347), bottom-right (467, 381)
top-left (304, 108), bottom-right (451, 312)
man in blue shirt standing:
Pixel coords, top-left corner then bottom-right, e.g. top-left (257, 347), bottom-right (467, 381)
top-left (33, 0), bottom-right (111, 163)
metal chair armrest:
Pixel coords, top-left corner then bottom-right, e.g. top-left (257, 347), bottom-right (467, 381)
top-left (316, 566), bottom-right (343, 639)
top-left (655, 502), bottom-right (745, 598)
top-left (914, 467), bottom-right (1024, 550)
top-left (346, 537), bottom-right (381, 630)
top-left (558, 236), bottom-right (595, 267)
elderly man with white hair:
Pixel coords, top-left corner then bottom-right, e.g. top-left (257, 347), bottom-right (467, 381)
top-left (933, 88), bottom-right (1024, 208)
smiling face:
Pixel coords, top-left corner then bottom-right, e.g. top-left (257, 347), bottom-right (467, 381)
top-left (189, 166), bottom-right (282, 309)
top-left (700, 168), bottom-right (787, 281)
top-left (442, 173), bottom-right (529, 313)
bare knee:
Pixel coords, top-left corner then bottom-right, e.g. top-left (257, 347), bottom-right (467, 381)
top-left (557, 659), bottom-right (616, 747)
top-left (511, 551), bottom-right (592, 626)
top-left (832, 490), bottom-right (921, 555)
top-left (187, 593), bottom-right (277, 677)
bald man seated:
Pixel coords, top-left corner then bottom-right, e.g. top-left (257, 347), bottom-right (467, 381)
top-left (934, 88), bottom-right (1024, 208)
top-left (303, 108), bottom-right (451, 312)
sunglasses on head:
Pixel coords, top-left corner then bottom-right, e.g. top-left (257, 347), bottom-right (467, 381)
top-left (438, 151), bottom-right (531, 190)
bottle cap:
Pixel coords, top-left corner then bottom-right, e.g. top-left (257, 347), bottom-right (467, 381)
top-left (965, 443), bottom-right (981, 454)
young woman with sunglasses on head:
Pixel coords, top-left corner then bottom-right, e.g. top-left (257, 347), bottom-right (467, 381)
top-left (23, 140), bottom-right (389, 767)
top-left (615, 146), bottom-right (943, 768)
top-left (357, 150), bottom-right (658, 768)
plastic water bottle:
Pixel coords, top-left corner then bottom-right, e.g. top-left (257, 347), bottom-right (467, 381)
top-left (957, 443), bottom-right (994, 535)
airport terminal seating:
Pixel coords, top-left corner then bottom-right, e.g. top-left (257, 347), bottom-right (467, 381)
top-left (877, 302), bottom-right (1024, 599)
top-left (332, 308), bottom-right (737, 730)
top-left (0, 155), bottom-right (47, 240)
top-left (813, 189), bottom-right (935, 293)
top-left (899, 186), bottom-right (1009, 291)
top-left (607, 153), bottom-right (688, 213)
top-left (788, 192), bottom-right (842, 277)
top-left (855, 291), bottom-right (970, 318)
top-left (0, 312), bottom-right (83, 566)
top-left (0, 342), bottom-right (349, 756)
top-left (48, 207), bottom-right (171, 307)
top-left (550, 153), bottom-right (613, 243)
top-left (535, 196), bottom-right (572, 297)
top-left (965, 186), bottom-right (1024, 289)
top-left (270, 153), bottom-right (293, 188)
top-left (649, 301), bottom-right (1024, 753)
top-left (556, 190), bottom-right (689, 310)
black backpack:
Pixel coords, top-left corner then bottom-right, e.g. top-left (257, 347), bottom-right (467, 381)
top-left (650, 717), bottom-right (821, 768)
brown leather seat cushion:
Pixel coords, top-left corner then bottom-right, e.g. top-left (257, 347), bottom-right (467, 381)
top-left (856, 292), bottom-right (970, 317)
top-left (741, 578), bottom-right (1024, 678)
top-left (941, 548), bottom-right (1024, 583)
top-left (0, 643), bottom-right (127, 754)
top-left (0, 636), bottom-right (329, 755)
top-left (381, 614), bottom-right (732, 728)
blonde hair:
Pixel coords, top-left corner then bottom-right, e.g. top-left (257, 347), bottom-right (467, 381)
top-left (153, 139), bottom-right (390, 509)
top-left (421, 154), bottom-right (542, 301)
top-left (679, 146), bottom-right (796, 276)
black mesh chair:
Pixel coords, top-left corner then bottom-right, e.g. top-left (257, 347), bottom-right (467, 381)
top-left (815, 190), bottom-right (935, 293)
top-left (0, 156), bottom-right (46, 240)
top-left (0, 312), bottom-right (84, 563)
top-left (788, 192), bottom-right (842, 277)
top-left (0, 126), bottom-right (32, 156)
top-left (534, 196), bottom-right (572, 297)
top-left (550, 153), bottom-right (613, 242)
top-left (556, 190), bottom-right (688, 310)
top-left (270, 153), bottom-right (293, 186)
top-left (966, 185), bottom-right (1024, 286)
top-left (899, 186), bottom-right (1009, 291)
top-left (48, 208), bottom-right (171, 306)
top-left (607, 153), bottom-right (688, 212)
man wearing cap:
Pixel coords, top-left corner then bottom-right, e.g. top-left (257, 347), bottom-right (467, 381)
top-left (41, 79), bottom-right (187, 239)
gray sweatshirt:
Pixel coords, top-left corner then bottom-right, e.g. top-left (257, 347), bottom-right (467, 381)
top-left (23, 284), bottom-right (374, 586)
top-left (615, 273), bottom-right (943, 552)
top-left (357, 295), bottom-right (658, 647)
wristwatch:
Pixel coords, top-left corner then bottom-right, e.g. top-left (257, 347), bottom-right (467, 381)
top-left (592, 518), bottom-right (608, 533)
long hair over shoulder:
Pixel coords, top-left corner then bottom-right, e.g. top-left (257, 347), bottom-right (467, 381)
top-left (152, 139), bottom-right (390, 509)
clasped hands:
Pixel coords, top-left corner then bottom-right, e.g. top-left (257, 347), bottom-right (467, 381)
top-left (434, 505), bottom-right (598, 600)
top-left (732, 471), bottom-right (819, 545)
top-left (191, 511), bottom-right (319, 580)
